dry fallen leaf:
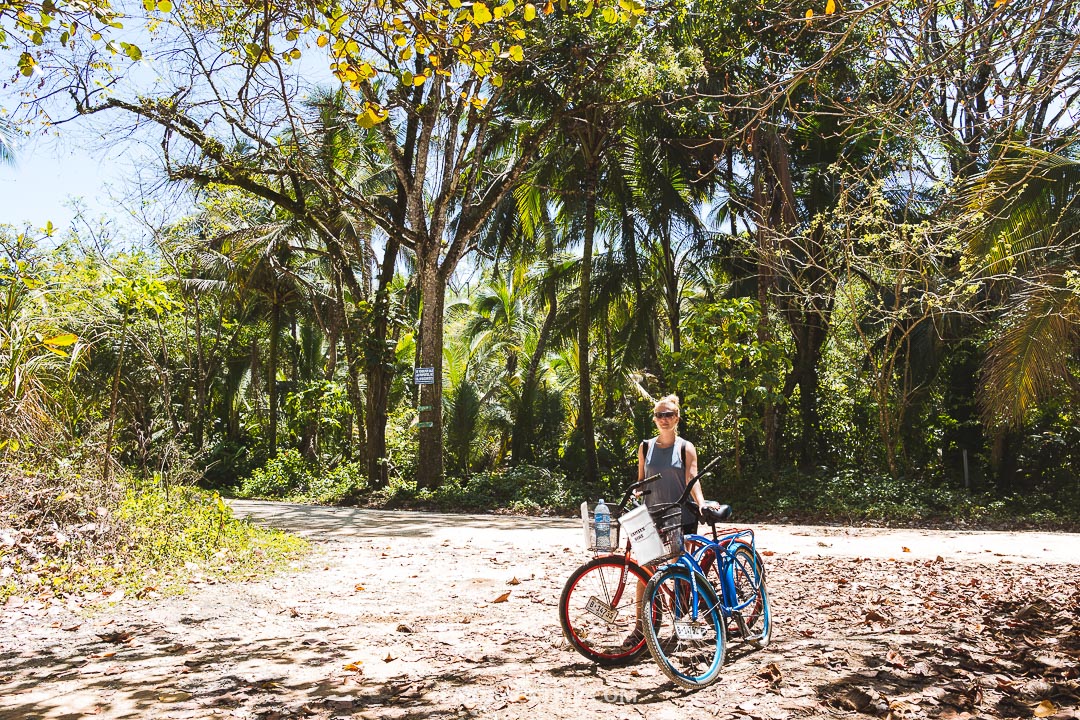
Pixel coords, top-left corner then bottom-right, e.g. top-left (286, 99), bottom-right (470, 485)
top-left (396, 623), bottom-right (414, 633)
top-left (491, 591), bottom-right (511, 604)
top-left (343, 662), bottom-right (363, 672)
top-left (902, 546), bottom-right (911, 552)
top-left (865, 609), bottom-right (889, 624)
top-left (761, 550), bottom-right (776, 556)
top-left (759, 662), bottom-right (783, 685)
top-left (354, 584), bottom-right (365, 592)
top-left (157, 690), bottom-right (193, 703)
top-left (96, 631), bottom-right (134, 644)
top-left (507, 577), bottom-right (521, 585)
top-left (885, 649), bottom-right (907, 668)
top-left (383, 653), bottom-right (396, 663)
top-left (1034, 700), bottom-right (1057, 718)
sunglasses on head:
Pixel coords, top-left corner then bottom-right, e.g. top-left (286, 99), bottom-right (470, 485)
top-left (653, 410), bottom-right (678, 419)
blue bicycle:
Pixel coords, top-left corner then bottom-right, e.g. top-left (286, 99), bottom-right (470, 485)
top-left (638, 460), bottom-right (771, 689)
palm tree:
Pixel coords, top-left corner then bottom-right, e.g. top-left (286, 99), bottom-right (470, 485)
top-left (961, 143), bottom-right (1080, 431)
top-left (0, 119), bottom-right (16, 166)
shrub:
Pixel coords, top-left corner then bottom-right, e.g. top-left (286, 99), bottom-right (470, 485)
top-left (236, 449), bottom-right (367, 504)
top-left (0, 449), bottom-right (306, 602)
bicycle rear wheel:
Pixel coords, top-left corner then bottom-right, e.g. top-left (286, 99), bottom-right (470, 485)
top-left (729, 542), bottom-right (771, 648)
top-left (641, 565), bottom-right (726, 689)
top-left (697, 542), bottom-right (770, 647)
top-left (558, 555), bottom-right (652, 665)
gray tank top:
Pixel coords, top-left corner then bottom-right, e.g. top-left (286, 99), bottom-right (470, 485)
top-left (643, 437), bottom-right (687, 510)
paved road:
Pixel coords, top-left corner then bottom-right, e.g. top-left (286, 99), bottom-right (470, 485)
top-left (229, 499), bottom-right (1080, 564)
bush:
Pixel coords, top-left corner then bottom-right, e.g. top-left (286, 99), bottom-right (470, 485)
top-left (374, 464), bottom-right (577, 515)
top-left (720, 466), bottom-right (1080, 529)
top-left (236, 449), bottom-right (367, 504)
top-left (0, 449), bottom-right (306, 602)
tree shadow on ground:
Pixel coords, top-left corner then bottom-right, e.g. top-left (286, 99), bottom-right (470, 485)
top-left (228, 499), bottom-right (577, 541)
top-left (814, 590), bottom-right (1079, 719)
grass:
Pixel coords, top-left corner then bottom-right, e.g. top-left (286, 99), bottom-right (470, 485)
top-left (0, 457), bottom-right (308, 604)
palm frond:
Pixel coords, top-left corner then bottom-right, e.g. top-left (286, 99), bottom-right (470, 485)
top-left (980, 282), bottom-right (1080, 428)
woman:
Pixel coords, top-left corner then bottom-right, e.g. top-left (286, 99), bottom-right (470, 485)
top-left (622, 394), bottom-right (705, 648)
top-left (638, 394), bottom-right (706, 534)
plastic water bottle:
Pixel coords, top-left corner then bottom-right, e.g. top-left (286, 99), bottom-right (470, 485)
top-left (594, 498), bottom-right (611, 551)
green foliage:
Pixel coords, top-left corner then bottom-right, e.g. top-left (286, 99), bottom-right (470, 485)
top-left (237, 449), bottom-right (368, 505)
top-left (0, 451), bottom-right (305, 603)
top-left (375, 464), bottom-right (576, 515)
top-left (723, 468), bottom-right (1080, 529)
top-left (665, 298), bottom-right (790, 462)
top-left (117, 481), bottom-right (307, 582)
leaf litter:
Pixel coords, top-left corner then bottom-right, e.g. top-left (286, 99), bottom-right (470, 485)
top-left (1, 522), bottom-right (1077, 720)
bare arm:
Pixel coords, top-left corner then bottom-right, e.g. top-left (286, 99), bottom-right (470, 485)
top-left (685, 442), bottom-right (706, 507)
top-left (637, 442), bottom-right (646, 482)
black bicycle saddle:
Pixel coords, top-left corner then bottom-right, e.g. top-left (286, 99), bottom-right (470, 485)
top-left (701, 503), bottom-right (732, 524)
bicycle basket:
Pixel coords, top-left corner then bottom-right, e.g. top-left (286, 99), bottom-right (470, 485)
top-left (580, 501), bottom-right (620, 552)
top-left (620, 504), bottom-right (683, 566)
top-left (647, 505), bottom-right (685, 566)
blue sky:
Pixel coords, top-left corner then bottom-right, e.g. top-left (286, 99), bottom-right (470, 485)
top-left (0, 137), bottom-right (112, 232)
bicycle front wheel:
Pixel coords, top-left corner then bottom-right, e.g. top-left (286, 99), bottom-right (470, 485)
top-left (558, 555), bottom-right (652, 665)
top-left (641, 566), bottom-right (726, 689)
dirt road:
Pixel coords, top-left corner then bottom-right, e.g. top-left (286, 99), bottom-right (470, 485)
top-left (1, 502), bottom-right (1077, 720)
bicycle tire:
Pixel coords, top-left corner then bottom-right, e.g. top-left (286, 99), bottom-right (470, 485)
top-left (641, 565), bottom-right (726, 689)
top-left (697, 542), bottom-right (770, 647)
top-left (558, 555), bottom-right (653, 665)
top-left (729, 542), bottom-right (771, 648)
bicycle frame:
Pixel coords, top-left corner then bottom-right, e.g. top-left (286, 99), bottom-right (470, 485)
top-left (652, 526), bottom-right (752, 624)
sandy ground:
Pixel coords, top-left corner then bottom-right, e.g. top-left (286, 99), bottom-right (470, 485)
top-left (1, 501), bottom-right (1077, 720)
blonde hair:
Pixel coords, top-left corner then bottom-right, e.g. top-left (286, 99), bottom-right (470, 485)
top-left (653, 394), bottom-right (680, 414)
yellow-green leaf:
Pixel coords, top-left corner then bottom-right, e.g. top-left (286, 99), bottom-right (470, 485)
top-left (508, 44), bottom-right (523, 61)
top-left (413, 74), bottom-right (427, 86)
top-left (44, 333), bottom-right (78, 346)
top-left (601, 5), bottom-right (617, 22)
top-left (579, 0), bottom-right (593, 16)
top-left (805, 8), bottom-right (813, 19)
top-left (825, 0), bottom-right (836, 13)
top-left (524, 3), bottom-right (536, 20)
top-left (157, 0), bottom-right (173, 12)
top-left (472, 2), bottom-right (493, 23)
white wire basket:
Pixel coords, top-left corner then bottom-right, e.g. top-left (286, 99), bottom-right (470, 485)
top-left (580, 501), bottom-right (620, 552)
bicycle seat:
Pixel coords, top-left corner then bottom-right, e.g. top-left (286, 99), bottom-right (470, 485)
top-left (701, 503), bottom-right (732, 524)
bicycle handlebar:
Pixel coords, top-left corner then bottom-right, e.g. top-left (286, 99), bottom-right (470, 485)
top-left (614, 453), bottom-right (725, 515)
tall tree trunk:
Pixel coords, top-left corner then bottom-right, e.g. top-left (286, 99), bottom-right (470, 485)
top-left (362, 232), bottom-right (402, 489)
top-left (416, 255), bottom-right (446, 489)
top-left (579, 169), bottom-right (600, 484)
top-left (511, 227), bottom-right (558, 466)
top-left (781, 307), bottom-right (830, 468)
top-left (622, 212), bottom-right (662, 387)
top-left (103, 310), bottom-right (130, 483)
top-left (660, 224), bottom-right (681, 355)
top-left (268, 299), bottom-right (281, 457)
top-left (192, 293), bottom-right (206, 450)
top-left (751, 127), bottom-right (798, 470)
